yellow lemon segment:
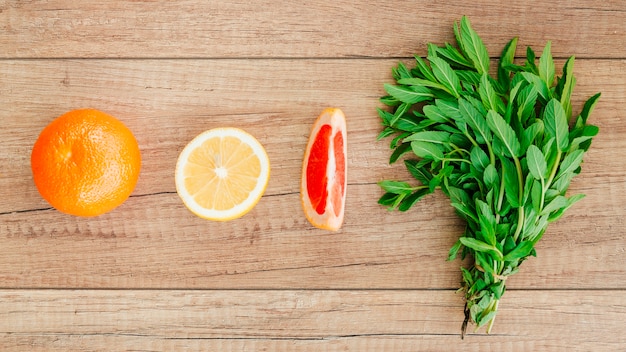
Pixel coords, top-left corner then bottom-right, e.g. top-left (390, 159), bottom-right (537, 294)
top-left (175, 128), bottom-right (270, 221)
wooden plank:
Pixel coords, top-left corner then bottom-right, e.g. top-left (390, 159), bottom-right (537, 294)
top-left (1, 59), bottom-right (624, 289)
top-left (1, 0), bottom-right (624, 59)
top-left (0, 289), bottom-right (624, 351)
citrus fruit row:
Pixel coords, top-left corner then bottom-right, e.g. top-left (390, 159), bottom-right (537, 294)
top-left (30, 108), bottom-right (347, 230)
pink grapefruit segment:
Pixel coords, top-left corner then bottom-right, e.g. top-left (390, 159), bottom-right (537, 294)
top-left (301, 108), bottom-right (347, 231)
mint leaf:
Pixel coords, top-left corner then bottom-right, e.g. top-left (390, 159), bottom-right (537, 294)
top-left (486, 110), bottom-right (521, 158)
top-left (527, 145), bottom-right (547, 180)
top-left (384, 84), bottom-right (433, 104)
top-left (538, 41), bottom-right (555, 87)
top-left (404, 131), bottom-right (451, 144)
top-left (460, 237), bottom-right (503, 261)
top-left (543, 99), bottom-right (570, 152)
top-left (411, 141), bottom-right (444, 160)
top-left (457, 16), bottom-right (490, 75)
top-left (429, 56), bottom-right (462, 98)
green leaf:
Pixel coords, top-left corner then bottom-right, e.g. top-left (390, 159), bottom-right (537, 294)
top-left (437, 43), bottom-right (474, 69)
top-left (456, 70), bottom-right (482, 87)
top-left (538, 41), bottom-right (555, 87)
top-left (392, 62), bottom-right (412, 80)
top-left (470, 146), bottom-right (490, 172)
top-left (411, 141), bottom-right (444, 160)
top-left (452, 201), bottom-right (478, 224)
top-left (379, 95), bottom-right (400, 107)
top-left (447, 240), bottom-right (463, 261)
top-left (389, 142), bottom-right (412, 164)
top-left (475, 251), bottom-right (495, 275)
top-left (461, 267), bottom-right (474, 286)
top-left (392, 115), bottom-right (424, 133)
top-left (548, 194), bottom-right (586, 222)
top-left (486, 110), bottom-right (521, 158)
top-left (478, 74), bottom-right (503, 113)
top-left (459, 98), bottom-right (492, 145)
top-left (397, 77), bottom-right (450, 92)
top-left (520, 72), bottom-right (550, 101)
top-left (498, 37), bottom-right (519, 91)
top-left (558, 56), bottom-right (576, 118)
top-left (522, 206), bottom-right (539, 235)
top-left (399, 188), bottom-right (431, 211)
top-left (483, 163), bottom-right (499, 189)
top-left (414, 55), bottom-right (438, 82)
top-left (377, 127), bottom-right (395, 141)
top-left (554, 149), bottom-right (585, 183)
top-left (522, 170), bottom-right (535, 204)
top-left (569, 125), bottom-right (599, 152)
top-left (378, 180), bottom-right (413, 195)
top-left (543, 99), bottom-right (570, 152)
top-left (423, 105), bottom-right (451, 123)
top-left (378, 192), bottom-right (403, 209)
top-left (490, 281), bottom-right (506, 299)
top-left (389, 102), bottom-right (410, 127)
top-left (529, 215), bottom-right (549, 243)
top-left (516, 84), bottom-right (538, 125)
top-left (526, 145), bottom-right (547, 180)
top-left (476, 199), bottom-right (497, 246)
top-left (469, 276), bottom-right (488, 296)
top-left (571, 123), bottom-right (599, 140)
top-left (384, 84), bottom-right (434, 105)
top-left (521, 121), bottom-right (543, 153)
top-left (551, 171), bottom-right (574, 195)
top-left (504, 241), bottom-right (534, 262)
top-left (436, 99), bottom-right (462, 121)
top-left (576, 92), bottom-right (601, 128)
top-left (377, 107), bottom-right (394, 126)
top-left (542, 137), bottom-right (558, 174)
top-left (429, 56), bottom-right (462, 98)
top-left (390, 130), bottom-right (409, 149)
top-left (465, 95), bottom-right (488, 116)
top-left (541, 195), bottom-right (568, 216)
top-left (501, 157), bottom-right (520, 208)
top-left (525, 46), bottom-right (538, 73)
top-left (459, 237), bottom-right (503, 261)
top-left (531, 179), bottom-right (543, 212)
top-left (404, 131), bottom-right (451, 144)
top-left (404, 160), bottom-right (433, 185)
top-left (427, 42), bottom-right (439, 59)
top-left (449, 187), bottom-right (478, 223)
top-left (457, 16), bottom-right (490, 75)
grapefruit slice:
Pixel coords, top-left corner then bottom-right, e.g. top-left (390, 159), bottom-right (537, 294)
top-left (301, 108), bottom-right (347, 231)
top-left (175, 127), bottom-right (270, 221)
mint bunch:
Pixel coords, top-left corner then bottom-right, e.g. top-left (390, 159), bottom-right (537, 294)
top-left (377, 16), bottom-right (600, 336)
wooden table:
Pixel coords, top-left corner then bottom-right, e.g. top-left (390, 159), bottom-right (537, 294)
top-left (2, 1), bottom-right (625, 350)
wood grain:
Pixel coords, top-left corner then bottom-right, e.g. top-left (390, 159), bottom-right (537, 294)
top-left (1, 0), bottom-right (625, 350)
top-left (1, 290), bottom-right (625, 351)
top-left (1, 0), bottom-right (624, 59)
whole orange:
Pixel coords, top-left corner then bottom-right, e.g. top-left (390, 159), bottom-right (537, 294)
top-left (31, 109), bottom-right (141, 217)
